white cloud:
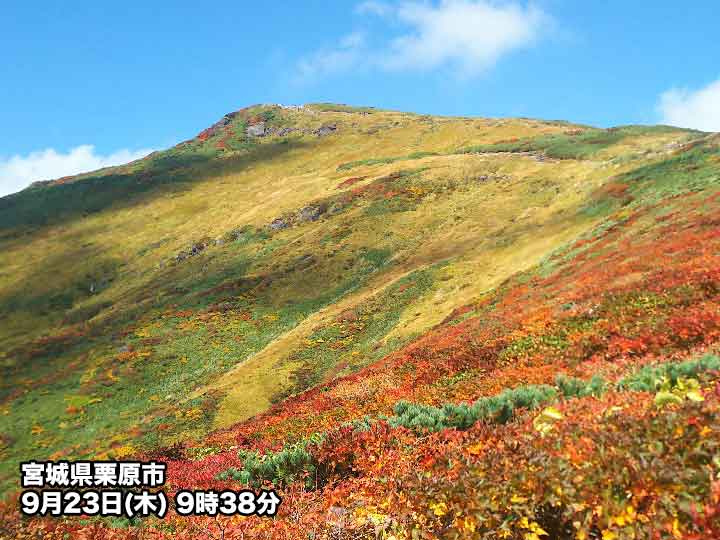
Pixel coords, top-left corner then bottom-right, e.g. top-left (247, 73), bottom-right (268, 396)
top-left (295, 1), bottom-right (550, 82)
top-left (0, 145), bottom-right (152, 198)
top-left (658, 78), bottom-right (720, 132)
top-left (355, 1), bottom-right (392, 16)
top-left (385, 0), bottom-right (548, 74)
top-left (295, 31), bottom-right (368, 83)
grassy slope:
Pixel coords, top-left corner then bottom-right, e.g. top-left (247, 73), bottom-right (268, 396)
top-left (0, 103), bottom-right (715, 518)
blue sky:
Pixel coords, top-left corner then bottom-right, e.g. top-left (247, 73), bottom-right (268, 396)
top-left (1, 0), bottom-right (719, 196)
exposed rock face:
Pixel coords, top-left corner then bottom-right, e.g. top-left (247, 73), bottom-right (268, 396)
top-left (269, 218), bottom-right (290, 230)
top-left (247, 122), bottom-right (267, 137)
top-left (175, 241), bottom-right (208, 262)
top-left (315, 123), bottom-right (337, 136)
top-left (276, 127), bottom-right (298, 137)
top-left (266, 203), bottom-right (328, 232)
top-left (189, 242), bottom-right (206, 256)
top-left (297, 204), bottom-right (326, 222)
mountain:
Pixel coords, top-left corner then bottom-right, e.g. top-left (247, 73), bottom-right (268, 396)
top-left (1, 103), bottom-right (719, 538)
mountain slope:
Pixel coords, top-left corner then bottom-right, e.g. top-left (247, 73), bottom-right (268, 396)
top-left (1, 104), bottom-right (719, 538)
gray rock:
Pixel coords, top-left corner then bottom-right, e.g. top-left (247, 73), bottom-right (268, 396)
top-left (246, 122), bottom-right (266, 137)
top-left (189, 242), bottom-right (206, 256)
top-left (297, 204), bottom-right (326, 222)
top-left (269, 218), bottom-right (290, 230)
top-left (315, 123), bottom-right (337, 136)
top-left (175, 241), bottom-right (208, 262)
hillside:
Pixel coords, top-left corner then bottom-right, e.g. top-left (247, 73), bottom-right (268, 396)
top-left (1, 103), bottom-right (720, 539)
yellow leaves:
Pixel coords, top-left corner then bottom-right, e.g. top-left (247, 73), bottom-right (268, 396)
top-left (671, 517), bottom-right (682, 539)
top-left (466, 442), bottom-right (485, 456)
top-left (111, 444), bottom-right (136, 458)
top-left (511, 494), bottom-right (528, 504)
top-left (460, 517), bottom-right (476, 533)
top-left (353, 505), bottom-right (388, 525)
top-left (31, 425), bottom-right (44, 435)
top-left (533, 406), bottom-right (564, 436)
top-left (303, 337), bottom-right (328, 347)
top-left (601, 530), bottom-right (617, 540)
top-left (654, 391), bottom-right (684, 407)
top-left (429, 501), bottom-right (448, 516)
top-left (654, 376), bottom-right (704, 408)
top-left (518, 517), bottom-right (548, 539)
top-left (178, 319), bottom-right (199, 331)
top-left (406, 185), bottom-right (428, 198)
top-left (176, 407), bottom-right (203, 420)
top-left (604, 406), bottom-right (624, 417)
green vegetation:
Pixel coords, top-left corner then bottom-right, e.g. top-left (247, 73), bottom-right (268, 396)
top-left (218, 434), bottom-right (324, 489)
top-left (390, 384), bottom-right (558, 432)
top-left (618, 354), bottom-right (720, 392)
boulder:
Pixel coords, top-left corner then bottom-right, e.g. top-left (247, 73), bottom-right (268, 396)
top-left (297, 204), bottom-right (326, 222)
top-left (315, 123), bottom-right (337, 136)
top-left (246, 122), bottom-right (266, 137)
top-left (189, 242), bottom-right (206, 256)
top-left (269, 217), bottom-right (290, 230)
top-left (276, 127), bottom-right (297, 137)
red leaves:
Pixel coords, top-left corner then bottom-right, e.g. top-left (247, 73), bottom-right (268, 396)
top-left (336, 176), bottom-right (367, 189)
top-left (197, 128), bottom-right (213, 142)
top-left (667, 305), bottom-right (720, 347)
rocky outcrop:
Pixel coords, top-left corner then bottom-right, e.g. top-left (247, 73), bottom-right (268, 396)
top-left (315, 123), bottom-right (337, 137)
top-left (175, 241), bottom-right (209, 262)
top-left (246, 122), bottom-right (267, 137)
top-left (269, 218), bottom-right (290, 230)
top-left (276, 127), bottom-right (298, 137)
top-left (297, 204), bottom-right (327, 222)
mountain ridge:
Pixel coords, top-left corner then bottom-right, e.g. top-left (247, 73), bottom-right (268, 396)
top-left (1, 103), bottom-right (719, 538)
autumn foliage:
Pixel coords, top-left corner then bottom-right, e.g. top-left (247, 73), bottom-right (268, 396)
top-left (2, 114), bottom-right (720, 539)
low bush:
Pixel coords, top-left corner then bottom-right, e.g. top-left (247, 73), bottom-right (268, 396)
top-left (218, 433), bottom-right (324, 489)
top-left (390, 384), bottom-right (558, 433)
top-left (617, 354), bottom-right (720, 392)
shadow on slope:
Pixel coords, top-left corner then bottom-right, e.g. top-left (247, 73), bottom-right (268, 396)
top-left (0, 138), bottom-right (310, 234)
